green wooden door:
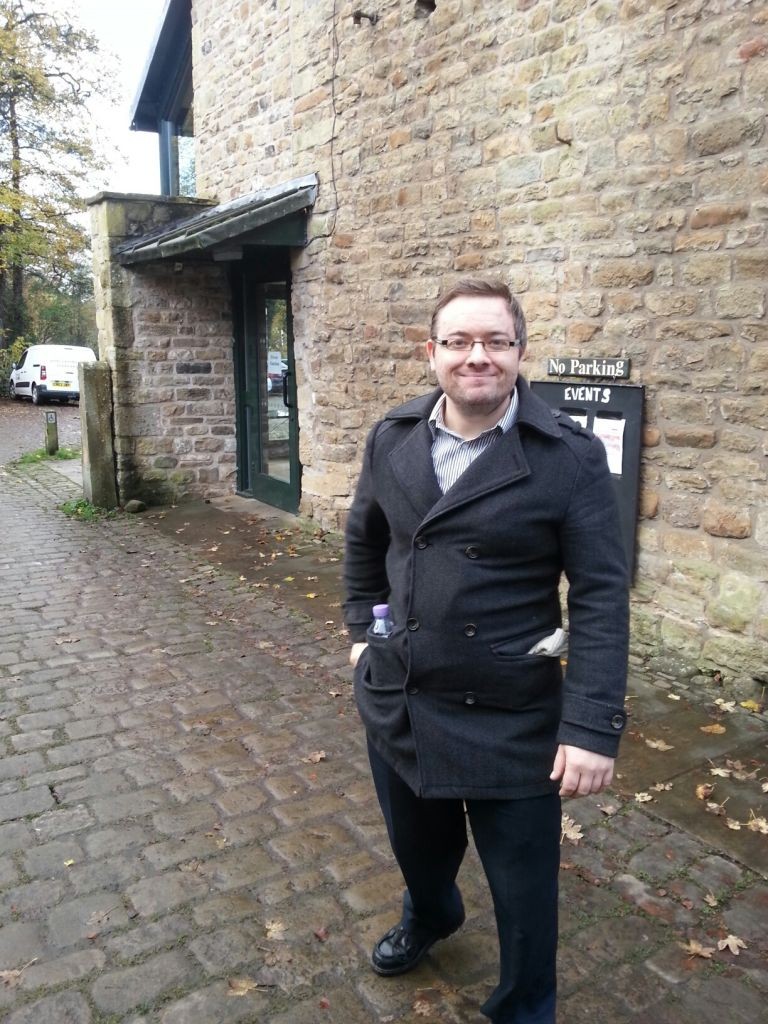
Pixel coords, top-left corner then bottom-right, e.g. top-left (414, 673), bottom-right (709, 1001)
top-left (234, 267), bottom-right (300, 512)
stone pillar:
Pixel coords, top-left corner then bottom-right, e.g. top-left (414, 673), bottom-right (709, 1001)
top-left (79, 361), bottom-right (118, 509)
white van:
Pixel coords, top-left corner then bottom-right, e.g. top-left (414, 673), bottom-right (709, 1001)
top-left (8, 344), bottom-right (97, 404)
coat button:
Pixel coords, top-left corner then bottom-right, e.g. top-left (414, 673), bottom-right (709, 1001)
top-left (406, 685), bottom-right (419, 695)
top-left (610, 713), bottom-right (625, 730)
top-left (465, 545), bottom-right (480, 559)
top-left (406, 618), bottom-right (420, 631)
top-left (464, 692), bottom-right (477, 705)
top-left (414, 535), bottom-right (428, 549)
top-left (463, 623), bottom-right (477, 637)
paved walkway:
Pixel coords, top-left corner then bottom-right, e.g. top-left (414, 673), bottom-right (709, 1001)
top-left (0, 402), bottom-right (765, 1023)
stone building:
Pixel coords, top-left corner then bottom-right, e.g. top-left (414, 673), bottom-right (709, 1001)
top-left (89, 0), bottom-right (768, 689)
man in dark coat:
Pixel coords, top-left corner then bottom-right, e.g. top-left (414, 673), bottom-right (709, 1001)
top-left (344, 278), bottom-right (629, 1024)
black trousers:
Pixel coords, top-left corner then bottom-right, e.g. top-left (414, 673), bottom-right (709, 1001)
top-left (368, 739), bottom-right (560, 1024)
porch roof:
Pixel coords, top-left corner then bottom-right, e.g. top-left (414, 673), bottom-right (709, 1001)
top-left (115, 174), bottom-right (319, 265)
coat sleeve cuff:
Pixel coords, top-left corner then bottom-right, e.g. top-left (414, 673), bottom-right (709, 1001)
top-left (557, 692), bottom-right (627, 757)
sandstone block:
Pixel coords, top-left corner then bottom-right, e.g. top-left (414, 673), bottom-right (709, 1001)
top-left (663, 426), bottom-right (716, 448)
top-left (714, 285), bottom-right (765, 318)
top-left (701, 634), bottom-right (768, 678)
top-left (592, 260), bottom-right (654, 288)
top-left (708, 572), bottom-right (764, 633)
top-left (691, 113), bottom-right (764, 156)
top-left (721, 396), bottom-right (768, 428)
top-left (639, 490), bottom-right (659, 518)
top-left (689, 203), bottom-right (749, 229)
top-left (702, 502), bottom-right (752, 539)
top-left (680, 255), bottom-right (731, 285)
top-left (498, 156), bottom-right (543, 189)
top-left (659, 617), bottom-right (704, 662)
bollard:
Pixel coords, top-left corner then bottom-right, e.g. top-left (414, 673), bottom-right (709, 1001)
top-left (43, 410), bottom-right (59, 455)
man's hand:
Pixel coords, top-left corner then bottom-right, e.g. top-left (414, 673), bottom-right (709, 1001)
top-left (349, 642), bottom-right (368, 668)
top-left (550, 744), bottom-right (614, 797)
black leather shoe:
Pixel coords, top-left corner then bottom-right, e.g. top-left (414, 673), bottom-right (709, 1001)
top-left (371, 918), bottom-right (463, 976)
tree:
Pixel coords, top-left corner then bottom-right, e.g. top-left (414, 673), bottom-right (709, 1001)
top-left (0, 1), bottom-right (109, 348)
top-left (25, 262), bottom-right (96, 349)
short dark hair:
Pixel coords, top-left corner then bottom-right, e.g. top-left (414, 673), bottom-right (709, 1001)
top-left (429, 278), bottom-right (527, 352)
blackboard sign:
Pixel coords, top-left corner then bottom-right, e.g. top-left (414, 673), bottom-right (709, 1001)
top-left (531, 380), bottom-right (644, 579)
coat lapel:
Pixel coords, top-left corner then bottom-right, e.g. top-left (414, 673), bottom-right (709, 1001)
top-left (383, 378), bottom-right (559, 526)
top-left (388, 418), bottom-right (443, 520)
top-left (422, 425), bottom-right (531, 525)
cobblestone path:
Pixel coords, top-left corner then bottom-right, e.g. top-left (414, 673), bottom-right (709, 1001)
top-left (0, 425), bottom-right (765, 1022)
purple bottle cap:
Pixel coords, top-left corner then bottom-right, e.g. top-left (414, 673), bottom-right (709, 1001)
top-left (372, 604), bottom-right (390, 618)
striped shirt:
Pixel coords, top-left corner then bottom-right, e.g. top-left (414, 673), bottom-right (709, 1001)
top-left (428, 390), bottom-right (519, 493)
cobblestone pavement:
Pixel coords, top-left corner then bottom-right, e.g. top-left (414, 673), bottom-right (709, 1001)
top-left (0, 399), bottom-right (766, 1023)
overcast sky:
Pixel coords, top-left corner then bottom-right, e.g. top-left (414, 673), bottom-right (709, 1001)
top-left (75, 0), bottom-right (169, 195)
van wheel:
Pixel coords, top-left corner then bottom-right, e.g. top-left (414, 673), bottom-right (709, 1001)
top-left (31, 385), bottom-right (44, 405)
top-left (8, 381), bottom-right (19, 401)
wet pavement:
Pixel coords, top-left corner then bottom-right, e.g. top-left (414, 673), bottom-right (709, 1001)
top-left (0, 396), bottom-right (766, 1023)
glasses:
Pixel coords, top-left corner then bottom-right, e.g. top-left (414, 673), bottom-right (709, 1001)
top-left (433, 336), bottom-right (521, 353)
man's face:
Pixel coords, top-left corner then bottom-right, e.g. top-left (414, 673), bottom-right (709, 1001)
top-left (426, 295), bottom-right (525, 418)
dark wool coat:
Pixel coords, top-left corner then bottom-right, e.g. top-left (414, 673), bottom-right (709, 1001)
top-left (343, 378), bottom-right (629, 800)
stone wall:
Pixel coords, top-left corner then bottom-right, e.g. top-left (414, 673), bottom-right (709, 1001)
top-left (88, 194), bottom-right (237, 505)
top-left (100, 0), bottom-right (768, 688)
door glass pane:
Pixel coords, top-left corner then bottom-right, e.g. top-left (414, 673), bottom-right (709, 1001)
top-left (261, 289), bottom-right (290, 484)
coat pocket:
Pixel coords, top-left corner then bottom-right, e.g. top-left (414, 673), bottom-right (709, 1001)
top-left (363, 627), bottom-right (408, 691)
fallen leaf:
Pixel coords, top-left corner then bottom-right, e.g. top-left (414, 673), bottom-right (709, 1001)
top-left (704, 892), bottom-right (718, 908)
top-left (726, 818), bottom-right (742, 830)
top-left (732, 767), bottom-right (758, 782)
top-left (635, 791), bottom-right (654, 803)
top-left (55, 636), bottom-right (80, 645)
top-left (713, 699), bottom-right (735, 713)
top-left (745, 813), bottom-right (768, 834)
top-left (0, 959), bottom-right (37, 988)
top-left (651, 782), bottom-right (673, 792)
top-left (265, 919), bottom-right (286, 940)
top-left (667, 693), bottom-right (681, 701)
top-left (680, 939), bottom-right (715, 959)
top-left (761, 780), bottom-right (768, 794)
top-left (328, 690), bottom-right (342, 698)
top-left (305, 592), bottom-right (317, 599)
top-left (413, 999), bottom-right (432, 1017)
top-left (696, 783), bottom-right (715, 800)
top-left (740, 699), bottom-right (764, 713)
top-left (313, 926), bottom-right (330, 942)
top-left (560, 813), bottom-right (583, 844)
top-left (700, 723), bottom-right (726, 735)
top-left (227, 977), bottom-right (260, 996)
top-left (704, 801), bottom-right (726, 817)
top-left (599, 803), bottom-right (619, 816)
top-left (63, 859), bottom-right (75, 867)
top-left (646, 738), bottom-right (675, 751)
top-left (718, 934), bottom-right (747, 955)
top-left (709, 767), bottom-right (731, 778)
top-left (282, 576), bottom-right (295, 582)
top-left (302, 751), bottom-right (327, 764)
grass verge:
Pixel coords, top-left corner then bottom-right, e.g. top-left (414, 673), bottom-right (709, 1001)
top-left (15, 447), bottom-right (80, 465)
top-left (59, 498), bottom-right (118, 522)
